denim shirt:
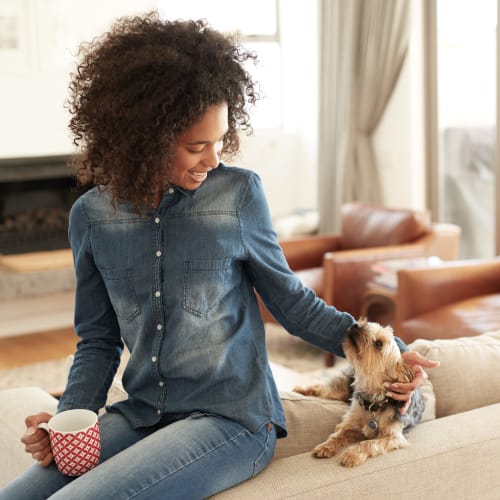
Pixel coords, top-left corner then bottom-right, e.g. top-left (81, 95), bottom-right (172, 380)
top-left (58, 164), bottom-right (356, 436)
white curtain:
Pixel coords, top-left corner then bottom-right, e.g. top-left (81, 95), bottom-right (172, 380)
top-left (317, 0), bottom-right (410, 233)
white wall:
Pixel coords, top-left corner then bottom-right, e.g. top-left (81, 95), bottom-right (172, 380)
top-left (0, 0), bottom-right (156, 157)
top-left (238, 129), bottom-right (317, 218)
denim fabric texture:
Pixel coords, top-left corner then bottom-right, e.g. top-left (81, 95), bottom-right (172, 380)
top-left (0, 411), bottom-right (277, 500)
top-left (57, 164), bottom-right (355, 436)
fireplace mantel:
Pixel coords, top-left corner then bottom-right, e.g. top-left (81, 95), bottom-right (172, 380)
top-left (0, 155), bottom-right (75, 183)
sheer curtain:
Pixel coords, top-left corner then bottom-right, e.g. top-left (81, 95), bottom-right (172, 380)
top-left (317, 0), bottom-right (409, 233)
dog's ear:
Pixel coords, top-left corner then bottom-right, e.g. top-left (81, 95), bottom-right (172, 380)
top-left (357, 317), bottom-right (368, 327)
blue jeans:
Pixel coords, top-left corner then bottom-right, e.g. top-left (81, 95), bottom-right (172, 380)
top-left (0, 411), bottom-right (276, 499)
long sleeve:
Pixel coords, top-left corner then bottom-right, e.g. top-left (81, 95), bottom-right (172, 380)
top-left (57, 197), bottom-right (123, 413)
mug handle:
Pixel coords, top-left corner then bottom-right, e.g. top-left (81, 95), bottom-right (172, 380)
top-left (38, 422), bottom-right (50, 432)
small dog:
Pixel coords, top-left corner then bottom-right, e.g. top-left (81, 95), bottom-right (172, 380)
top-left (294, 319), bottom-right (424, 467)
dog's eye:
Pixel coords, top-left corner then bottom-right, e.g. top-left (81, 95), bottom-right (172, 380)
top-left (374, 340), bottom-right (384, 350)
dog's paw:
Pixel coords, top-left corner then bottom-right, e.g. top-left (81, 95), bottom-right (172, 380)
top-left (312, 439), bottom-right (341, 458)
top-left (293, 384), bottom-right (324, 397)
top-left (340, 450), bottom-right (368, 467)
top-left (340, 447), bottom-right (368, 467)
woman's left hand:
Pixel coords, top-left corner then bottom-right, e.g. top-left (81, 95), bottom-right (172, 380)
top-left (385, 351), bottom-right (440, 414)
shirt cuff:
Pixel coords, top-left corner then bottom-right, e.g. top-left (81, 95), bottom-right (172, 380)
top-left (395, 336), bottom-right (409, 352)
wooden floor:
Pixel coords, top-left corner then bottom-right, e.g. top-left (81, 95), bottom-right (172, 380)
top-left (0, 327), bottom-right (79, 369)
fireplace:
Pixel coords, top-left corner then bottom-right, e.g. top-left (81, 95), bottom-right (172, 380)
top-left (0, 155), bottom-right (89, 255)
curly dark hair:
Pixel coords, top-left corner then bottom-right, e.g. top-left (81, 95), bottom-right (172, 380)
top-left (67, 11), bottom-right (259, 212)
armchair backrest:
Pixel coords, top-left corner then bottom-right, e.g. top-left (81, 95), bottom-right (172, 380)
top-left (322, 203), bottom-right (460, 319)
top-left (340, 203), bottom-right (431, 250)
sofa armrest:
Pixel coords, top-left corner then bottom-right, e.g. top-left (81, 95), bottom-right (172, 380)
top-left (0, 387), bottom-right (59, 488)
top-left (396, 258), bottom-right (500, 324)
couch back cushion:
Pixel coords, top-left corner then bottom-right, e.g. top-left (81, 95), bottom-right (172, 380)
top-left (274, 391), bottom-right (349, 460)
top-left (410, 330), bottom-right (500, 418)
top-left (341, 203), bottom-right (431, 249)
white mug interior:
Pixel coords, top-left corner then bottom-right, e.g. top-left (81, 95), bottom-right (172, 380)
top-left (41, 409), bottom-right (98, 434)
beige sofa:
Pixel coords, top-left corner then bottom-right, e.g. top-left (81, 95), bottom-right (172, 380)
top-left (1, 332), bottom-right (500, 499)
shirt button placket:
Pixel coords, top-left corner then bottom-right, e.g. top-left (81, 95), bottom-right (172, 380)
top-left (153, 214), bottom-right (164, 418)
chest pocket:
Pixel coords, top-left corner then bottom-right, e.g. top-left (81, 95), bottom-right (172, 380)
top-left (99, 267), bottom-right (141, 321)
top-left (183, 258), bottom-right (232, 317)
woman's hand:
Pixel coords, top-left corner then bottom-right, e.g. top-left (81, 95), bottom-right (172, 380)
top-left (21, 412), bottom-right (54, 467)
top-left (385, 351), bottom-right (440, 414)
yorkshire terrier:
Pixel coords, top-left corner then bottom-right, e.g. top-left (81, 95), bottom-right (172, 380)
top-left (294, 319), bottom-right (424, 467)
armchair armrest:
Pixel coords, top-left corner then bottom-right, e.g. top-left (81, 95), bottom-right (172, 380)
top-left (423, 223), bottom-right (461, 260)
top-left (322, 242), bottom-right (427, 316)
top-left (321, 223), bottom-right (461, 318)
top-left (396, 258), bottom-right (500, 326)
top-left (279, 234), bottom-right (340, 271)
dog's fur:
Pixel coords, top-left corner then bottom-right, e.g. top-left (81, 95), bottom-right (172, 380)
top-left (294, 319), bottom-right (424, 467)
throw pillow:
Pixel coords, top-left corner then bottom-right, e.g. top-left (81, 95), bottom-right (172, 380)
top-left (410, 330), bottom-right (500, 418)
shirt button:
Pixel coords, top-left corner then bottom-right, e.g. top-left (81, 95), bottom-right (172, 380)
top-left (157, 410), bottom-right (161, 415)
top-left (156, 324), bottom-right (162, 331)
top-left (167, 187), bottom-right (174, 195)
top-left (154, 217), bottom-right (160, 224)
top-left (152, 356), bottom-right (157, 363)
top-left (155, 290), bottom-right (161, 298)
top-left (156, 250), bottom-right (162, 257)
top-left (159, 381), bottom-right (164, 387)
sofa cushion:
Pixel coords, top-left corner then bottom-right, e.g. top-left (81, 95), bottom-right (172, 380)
top-left (410, 330), bottom-right (500, 418)
top-left (341, 203), bottom-right (430, 249)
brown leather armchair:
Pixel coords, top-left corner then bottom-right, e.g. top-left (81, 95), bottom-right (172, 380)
top-left (259, 203), bottom-right (461, 324)
top-left (396, 258), bottom-right (500, 344)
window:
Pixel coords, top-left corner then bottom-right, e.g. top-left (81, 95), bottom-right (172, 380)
top-left (157, 0), bottom-right (282, 129)
top-left (434, 0), bottom-right (498, 258)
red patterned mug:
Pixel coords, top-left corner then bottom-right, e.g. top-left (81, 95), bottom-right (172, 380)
top-left (38, 409), bottom-right (101, 476)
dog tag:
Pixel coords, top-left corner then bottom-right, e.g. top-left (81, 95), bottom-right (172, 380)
top-left (369, 419), bottom-right (377, 430)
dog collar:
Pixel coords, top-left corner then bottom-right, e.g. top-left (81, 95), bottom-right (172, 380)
top-left (356, 392), bottom-right (403, 412)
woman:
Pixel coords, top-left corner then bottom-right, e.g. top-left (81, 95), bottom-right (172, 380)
top-left (1, 12), bottom-right (436, 499)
